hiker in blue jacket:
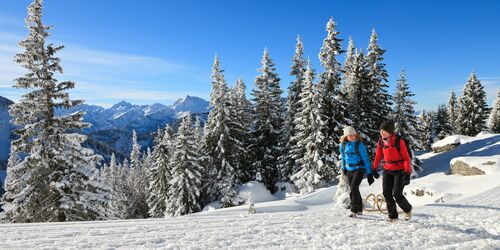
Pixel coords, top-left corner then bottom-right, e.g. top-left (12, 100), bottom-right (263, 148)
top-left (340, 126), bottom-right (374, 218)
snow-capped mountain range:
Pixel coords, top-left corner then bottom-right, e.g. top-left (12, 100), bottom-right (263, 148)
top-left (0, 95), bottom-right (209, 165)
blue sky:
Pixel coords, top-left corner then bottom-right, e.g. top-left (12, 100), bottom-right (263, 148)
top-left (0, 0), bottom-right (499, 110)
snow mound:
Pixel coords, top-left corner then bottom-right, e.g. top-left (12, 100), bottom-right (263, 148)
top-left (238, 181), bottom-right (277, 203)
top-left (432, 132), bottom-right (496, 148)
top-left (432, 135), bottom-right (474, 148)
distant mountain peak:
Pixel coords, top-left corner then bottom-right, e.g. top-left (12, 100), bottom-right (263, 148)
top-left (111, 100), bottom-right (133, 110)
top-left (171, 95), bottom-right (209, 114)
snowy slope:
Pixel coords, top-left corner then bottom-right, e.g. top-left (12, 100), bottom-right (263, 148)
top-left (0, 133), bottom-right (498, 249)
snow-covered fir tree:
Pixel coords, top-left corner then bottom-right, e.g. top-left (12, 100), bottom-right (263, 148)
top-left (250, 48), bottom-right (285, 192)
top-left (130, 130), bottom-right (142, 169)
top-left (456, 72), bottom-right (490, 136)
top-left (203, 56), bottom-right (241, 206)
top-left (1, 0), bottom-right (110, 223)
top-left (291, 61), bottom-right (325, 194)
top-left (147, 125), bottom-right (174, 218)
top-left (334, 171), bottom-right (350, 208)
top-left (366, 29), bottom-right (392, 137)
top-left (105, 153), bottom-right (126, 219)
top-left (488, 89), bottom-right (500, 133)
top-left (121, 132), bottom-right (149, 219)
top-left (165, 116), bottom-right (203, 217)
top-left (315, 17), bottom-right (346, 182)
top-left (448, 90), bottom-right (458, 134)
top-left (392, 70), bottom-right (422, 172)
top-left (343, 49), bottom-right (374, 147)
top-left (417, 111), bottom-right (435, 150)
top-left (434, 104), bottom-right (453, 140)
top-left (284, 35), bottom-right (307, 182)
top-left (230, 79), bottom-right (253, 183)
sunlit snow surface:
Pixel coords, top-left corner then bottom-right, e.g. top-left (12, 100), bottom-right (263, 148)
top-left (0, 133), bottom-right (498, 249)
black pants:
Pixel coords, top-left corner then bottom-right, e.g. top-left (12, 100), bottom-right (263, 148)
top-left (346, 169), bottom-right (364, 213)
top-left (383, 170), bottom-right (412, 219)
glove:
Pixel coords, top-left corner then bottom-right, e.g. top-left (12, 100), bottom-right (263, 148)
top-left (342, 169), bottom-right (347, 176)
top-left (372, 171), bottom-right (380, 179)
top-left (403, 173), bottom-right (411, 185)
top-left (367, 174), bottom-right (374, 185)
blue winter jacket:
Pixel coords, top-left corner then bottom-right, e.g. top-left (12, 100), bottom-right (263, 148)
top-left (340, 140), bottom-right (372, 174)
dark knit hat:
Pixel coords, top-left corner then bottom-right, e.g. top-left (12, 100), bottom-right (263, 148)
top-left (380, 120), bottom-right (395, 133)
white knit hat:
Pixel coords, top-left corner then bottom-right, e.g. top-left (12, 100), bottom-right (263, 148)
top-left (343, 126), bottom-right (357, 137)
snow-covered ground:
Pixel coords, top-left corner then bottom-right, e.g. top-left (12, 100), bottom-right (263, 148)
top-left (0, 133), bottom-right (499, 249)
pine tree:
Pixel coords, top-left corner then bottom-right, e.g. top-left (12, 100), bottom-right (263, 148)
top-left (130, 130), bottom-right (141, 169)
top-left (291, 61), bottom-right (324, 193)
top-left (392, 70), bottom-right (422, 172)
top-left (230, 79), bottom-right (252, 183)
top-left (366, 29), bottom-right (392, 134)
top-left (1, 0), bottom-right (109, 222)
top-left (147, 125), bottom-right (174, 218)
top-left (434, 104), bottom-right (453, 140)
top-left (341, 36), bottom-right (356, 97)
top-left (122, 131), bottom-right (149, 219)
top-left (456, 72), bottom-right (490, 136)
top-left (343, 50), bottom-right (374, 148)
top-left (417, 111), bottom-right (434, 150)
top-left (250, 48), bottom-right (285, 192)
top-left (315, 17), bottom-right (346, 183)
top-left (203, 56), bottom-right (240, 206)
top-left (488, 89), bottom-right (500, 133)
top-left (283, 35), bottom-right (307, 182)
top-left (448, 90), bottom-right (458, 134)
top-left (165, 116), bottom-right (203, 217)
top-left (106, 153), bottom-right (126, 219)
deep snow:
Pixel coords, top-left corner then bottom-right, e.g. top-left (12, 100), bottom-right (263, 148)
top-left (0, 133), bottom-right (498, 249)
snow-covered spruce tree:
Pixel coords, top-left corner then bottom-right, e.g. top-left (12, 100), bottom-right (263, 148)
top-left (122, 131), bottom-right (149, 219)
top-left (315, 17), bottom-right (346, 182)
top-left (456, 72), bottom-right (490, 136)
top-left (417, 111), bottom-right (435, 150)
top-left (291, 61), bottom-right (324, 194)
top-left (1, 0), bottom-right (110, 223)
top-left (341, 36), bottom-right (356, 96)
top-left (283, 35), bottom-right (307, 182)
top-left (203, 56), bottom-right (241, 207)
top-left (343, 49), bottom-right (375, 148)
top-left (130, 130), bottom-right (141, 169)
top-left (366, 29), bottom-right (392, 137)
top-left (250, 48), bottom-right (285, 192)
top-left (488, 89), bottom-right (500, 133)
top-left (334, 171), bottom-right (350, 209)
top-left (448, 90), bottom-right (458, 134)
top-left (0, 147), bottom-right (23, 222)
top-left (105, 153), bottom-right (126, 219)
top-left (147, 125), bottom-right (174, 218)
top-left (392, 70), bottom-right (422, 172)
top-left (230, 79), bottom-right (253, 183)
top-left (434, 104), bottom-right (453, 140)
top-left (165, 115), bottom-right (203, 217)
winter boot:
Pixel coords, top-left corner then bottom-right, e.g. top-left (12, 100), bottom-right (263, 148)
top-left (388, 218), bottom-right (398, 223)
top-left (404, 210), bottom-right (412, 221)
top-left (349, 212), bottom-right (358, 218)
